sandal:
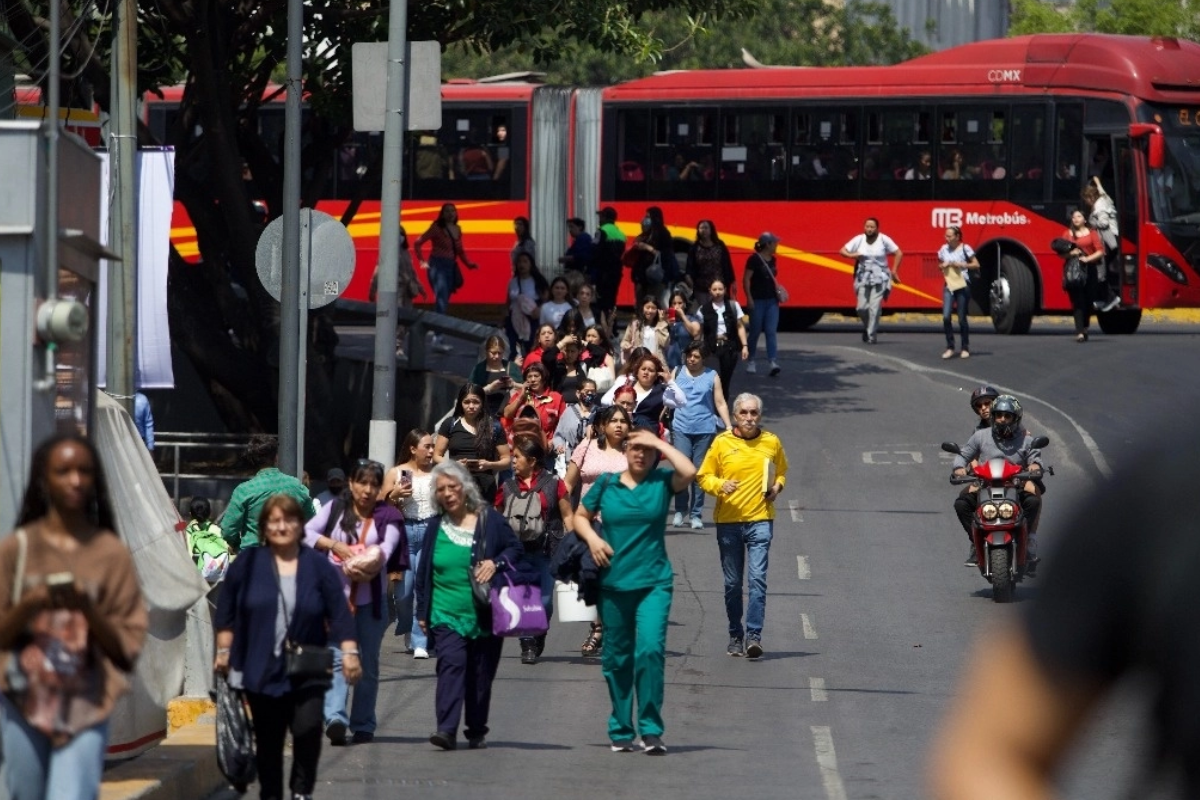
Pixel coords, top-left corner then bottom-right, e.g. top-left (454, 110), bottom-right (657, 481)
top-left (580, 622), bottom-right (603, 657)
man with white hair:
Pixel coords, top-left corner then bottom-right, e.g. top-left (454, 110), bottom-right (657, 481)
top-left (697, 393), bottom-right (789, 659)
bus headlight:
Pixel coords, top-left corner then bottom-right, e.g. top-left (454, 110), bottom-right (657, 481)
top-left (1147, 254), bottom-right (1188, 285)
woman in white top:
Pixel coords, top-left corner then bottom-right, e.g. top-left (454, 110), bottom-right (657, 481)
top-left (380, 429), bottom-right (438, 657)
top-left (937, 226), bottom-right (979, 359)
top-left (539, 276), bottom-right (576, 328)
top-left (600, 351), bottom-right (686, 428)
top-left (574, 283), bottom-right (613, 340)
top-left (620, 295), bottom-right (670, 363)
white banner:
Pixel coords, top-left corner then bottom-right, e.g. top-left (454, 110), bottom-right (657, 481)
top-left (98, 148), bottom-right (176, 389)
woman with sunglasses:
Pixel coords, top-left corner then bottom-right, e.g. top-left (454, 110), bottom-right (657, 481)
top-left (305, 459), bottom-right (404, 745)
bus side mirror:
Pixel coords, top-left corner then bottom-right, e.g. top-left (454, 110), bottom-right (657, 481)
top-left (1129, 123), bottom-right (1165, 170)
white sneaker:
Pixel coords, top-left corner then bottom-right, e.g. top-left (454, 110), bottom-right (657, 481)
top-left (413, 647), bottom-right (429, 659)
top-left (672, 512), bottom-right (684, 527)
top-left (746, 360), bottom-right (757, 374)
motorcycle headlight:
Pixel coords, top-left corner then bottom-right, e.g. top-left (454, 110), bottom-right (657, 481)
top-left (998, 501), bottom-right (1016, 520)
top-left (980, 503), bottom-right (999, 521)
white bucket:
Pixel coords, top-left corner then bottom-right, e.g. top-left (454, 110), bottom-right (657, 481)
top-left (555, 581), bottom-right (597, 623)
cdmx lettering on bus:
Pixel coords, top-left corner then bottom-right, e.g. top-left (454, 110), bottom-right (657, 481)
top-left (931, 209), bottom-right (1032, 228)
top-left (987, 69), bottom-right (1022, 83)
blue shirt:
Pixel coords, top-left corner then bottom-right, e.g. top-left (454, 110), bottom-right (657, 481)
top-left (671, 367), bottom-right (721, 435)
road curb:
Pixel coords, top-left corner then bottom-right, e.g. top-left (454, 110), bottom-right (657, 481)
top-left (100, 717), bottom-right (224, 800)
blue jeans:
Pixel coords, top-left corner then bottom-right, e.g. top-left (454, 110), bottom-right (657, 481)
top-left (715, 520), bottom-right (774, 639)
top-left (325, 599), bottom-right (391, 735)
top-left (1, 694), bottom-right (108, 800)
top-left (943, 285), bottom-right (971, 350)
top-left (428, 256), bottom-right (455, 316)
top-left (521, 550), bottom-right (555, 621)
top-left (673, 430), bottom-right (715, 519)
top-left (748, 297), bottom-right (779, 360)
top-left (396, 519), bottom-right (433, 648)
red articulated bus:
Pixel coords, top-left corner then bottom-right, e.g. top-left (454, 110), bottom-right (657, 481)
top-left (153, 34), bottom-right (1200, 334)
top-left (599, 33), bottom-right (1200, 335)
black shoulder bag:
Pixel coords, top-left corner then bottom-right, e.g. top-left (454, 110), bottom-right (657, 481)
top-left (271, 553), bottom-right (335, 684)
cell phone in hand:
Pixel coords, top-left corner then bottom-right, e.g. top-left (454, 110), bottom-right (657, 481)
top-left (400, 469), bottom-right (412, 485)
top-left (667, 308), bottom-right (677, 323)
top-left (46, 572), bottom-right (76, 606)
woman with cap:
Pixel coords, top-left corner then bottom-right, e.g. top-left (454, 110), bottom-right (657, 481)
top-left (743, 232), bottom-right (784, 377)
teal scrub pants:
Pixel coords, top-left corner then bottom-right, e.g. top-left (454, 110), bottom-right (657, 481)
top-left (598, 583), bottom-right (673, 741)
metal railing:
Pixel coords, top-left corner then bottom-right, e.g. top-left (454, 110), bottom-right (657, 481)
top-left (155, 431), bottom-right (254, 503)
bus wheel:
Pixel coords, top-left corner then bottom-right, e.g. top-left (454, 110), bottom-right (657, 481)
top-left (990, 255), bottom-right (1035, 335)
top-left (1097, 308), bottom-right (1142, 335)
top-left (779, 310), bottom-right (824, 332)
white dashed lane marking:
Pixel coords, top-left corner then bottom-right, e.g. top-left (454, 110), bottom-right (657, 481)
top-left (811, 726), bottom-right (849, 800)
top-left (801, 614), bottom-right (818, 640)
top-left (788, 499), bottom-right (804, 522)
top-left (809, 677), bottom-right (828, 702)
top-left (796, 556), bottom-right (811, 580)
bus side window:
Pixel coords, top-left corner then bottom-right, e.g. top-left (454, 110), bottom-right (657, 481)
top-left (1052, 104), bottom-right (1084, 201)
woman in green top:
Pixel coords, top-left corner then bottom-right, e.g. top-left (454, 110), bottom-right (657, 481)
top-left (574, 426), bottom-right (696, 755)
top-left (415, 460), bottom-right (523, 751)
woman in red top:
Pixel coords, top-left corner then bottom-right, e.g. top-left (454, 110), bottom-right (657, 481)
top-left (502, 362), bottom-right (565, 448)
top-left (1064, 209), bottom-right (1105, 342)
top-left (414, 204), bottom-right (478, 352)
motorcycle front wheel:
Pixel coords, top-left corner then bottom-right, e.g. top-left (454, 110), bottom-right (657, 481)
top-left (989, 548), bottom-right (1014, 603)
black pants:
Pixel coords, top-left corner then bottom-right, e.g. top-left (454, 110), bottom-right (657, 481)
top-left (246, 686), bottom-right (325, 800)
top-left (954, 491), bottom-right (1041, 538)
top-left (432, 627), bottom-right (504, 740)
top-left (1068, 259), bottom-right (1100, 333)
top-left (713, 341), bottom-right (739, 399)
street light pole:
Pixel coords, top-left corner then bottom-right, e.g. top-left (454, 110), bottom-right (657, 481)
top-left (368, 0), bottom-right (410, 466)
top-left (107, 0), bottom-right (137, 414)
top-left (277, 0), bottom-right (304, 476)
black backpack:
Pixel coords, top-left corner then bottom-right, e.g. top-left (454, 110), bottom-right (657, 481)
top-left (501, 471), bottom-right (562, 543)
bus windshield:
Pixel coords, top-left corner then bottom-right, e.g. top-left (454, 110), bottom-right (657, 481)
top-left (1149, 134), bottom-right (1200, 224)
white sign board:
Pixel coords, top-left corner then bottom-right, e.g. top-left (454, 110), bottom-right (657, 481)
top-left (352, 41), bottom-right (442, 132)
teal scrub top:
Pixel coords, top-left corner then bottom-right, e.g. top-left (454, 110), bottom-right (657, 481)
top-left (582, 469), bottom-right (675, 591)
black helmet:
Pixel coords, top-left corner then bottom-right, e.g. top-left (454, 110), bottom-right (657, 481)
top-left (970, 385), bottom-right (1000, 412)
top-left (991, 394), bottom-right (1023, 439)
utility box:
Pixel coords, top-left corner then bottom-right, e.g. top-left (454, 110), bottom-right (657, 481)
top-left (0, 122), bottom-right (105, 531)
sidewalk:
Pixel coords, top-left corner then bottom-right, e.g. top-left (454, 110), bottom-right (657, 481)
top-left (100, 701), bottom-right (224, 800)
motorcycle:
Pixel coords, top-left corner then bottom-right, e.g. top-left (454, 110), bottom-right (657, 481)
top-left (941, 437), bottom-right (1050, 603)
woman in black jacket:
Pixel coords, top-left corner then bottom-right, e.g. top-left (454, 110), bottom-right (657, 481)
top-left (416, 460), bottom-right (525, 751)
top-left (684, 219), bottom-right (735, 307)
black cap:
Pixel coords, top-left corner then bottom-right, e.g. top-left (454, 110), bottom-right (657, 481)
top-left (598, 207), bottom-right (617, 222)
top-left (326, 468), bottom-right (346, 483)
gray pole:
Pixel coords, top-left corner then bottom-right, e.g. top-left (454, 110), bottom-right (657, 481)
top-left (107, 0), bottom-right (138, 416)
top-left (368, 0), bottom-right (409, 466)
top-left (277, 0), bottom-right (303, 476)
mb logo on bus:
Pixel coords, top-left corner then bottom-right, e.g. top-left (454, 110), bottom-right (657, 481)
top-left (932, 208), bottom-right (963, 228)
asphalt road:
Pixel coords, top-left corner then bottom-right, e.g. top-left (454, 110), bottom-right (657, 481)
top-left (215, 316), bottom-right (1199, 799)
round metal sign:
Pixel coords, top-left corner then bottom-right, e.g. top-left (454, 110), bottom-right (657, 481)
top-left (255, 209), bottom-right (356, 309)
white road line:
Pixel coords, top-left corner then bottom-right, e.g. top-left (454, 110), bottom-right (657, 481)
top-left (809, 677), bottom-right (828, 702)
top-left (811, 726), bottom-right (849, 800)
top-left (788, 499), bottom-right (804, 522)
top-left (830, 346), bottom-right (1113, 479)
top-left (801, 613), bottom-right (818, 639)
top-left (796, 556), bottom-right (812, 580)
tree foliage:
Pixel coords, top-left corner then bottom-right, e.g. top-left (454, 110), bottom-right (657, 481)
top-left (442, 0), bottom-right (927, 84)
top-left (1009, 0), bottom-right (1200, 40)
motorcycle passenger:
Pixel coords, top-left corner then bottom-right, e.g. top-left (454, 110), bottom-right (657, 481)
top-left (969, 385), bottom-right (998, 430)
top-left (952, 395), bottom-right (1044, 570)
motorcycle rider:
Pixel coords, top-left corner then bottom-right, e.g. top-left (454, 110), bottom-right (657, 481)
top-left (952, 395), bottom-right (1044, 571)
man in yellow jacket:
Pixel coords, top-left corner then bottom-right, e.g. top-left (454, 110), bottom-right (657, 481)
top-left (697, 392), bottom-right (789, 659)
